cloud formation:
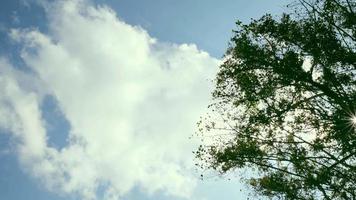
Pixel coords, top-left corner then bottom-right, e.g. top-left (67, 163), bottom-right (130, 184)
top-left (0, 0), bottom-right (219, 199)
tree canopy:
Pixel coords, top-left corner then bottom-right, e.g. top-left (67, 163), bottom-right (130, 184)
top-left (196, 0), bottom-right (356, 199)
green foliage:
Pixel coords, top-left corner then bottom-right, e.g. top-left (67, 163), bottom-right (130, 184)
top-left (196, 0), bottom-right (356, 199)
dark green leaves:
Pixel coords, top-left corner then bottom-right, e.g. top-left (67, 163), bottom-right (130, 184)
top-left (196, 0), bottom-right (356, 199)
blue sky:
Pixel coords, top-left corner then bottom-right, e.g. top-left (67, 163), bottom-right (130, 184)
top-left (0, 1), bottom-right (289, 200)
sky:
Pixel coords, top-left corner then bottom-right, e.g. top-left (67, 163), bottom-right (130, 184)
top-left (0, 0), bottom-right (290, 200)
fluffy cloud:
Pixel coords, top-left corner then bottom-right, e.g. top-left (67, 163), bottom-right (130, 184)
top-left (0, 0), bottom-right (219, 199)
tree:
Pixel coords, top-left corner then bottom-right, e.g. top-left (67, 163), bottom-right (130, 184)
top-left (195, 0), bottom-right (356, 199)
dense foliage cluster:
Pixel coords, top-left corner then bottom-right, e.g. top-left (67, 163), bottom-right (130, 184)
top-left (196, 0), bottom-right (356, 199)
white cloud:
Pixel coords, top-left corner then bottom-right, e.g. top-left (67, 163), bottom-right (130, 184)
top-left (0, 0), bottom-right (219, 199)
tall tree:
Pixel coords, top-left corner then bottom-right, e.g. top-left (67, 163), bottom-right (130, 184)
top-left (196, 0), bottom-right (356, 199)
